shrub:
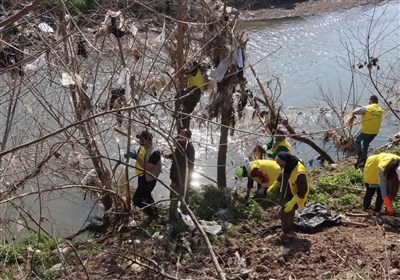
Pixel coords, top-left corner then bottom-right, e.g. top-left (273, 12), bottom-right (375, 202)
top-left (309, 167), bottom-right (364, 212)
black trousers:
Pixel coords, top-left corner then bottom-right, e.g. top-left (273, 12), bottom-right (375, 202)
top-left (176, 87), bottom-right (201, 129)
top-left (132, 175), bottom-right (158, 218)
top-left (363, 184), bottom-right (383, 212)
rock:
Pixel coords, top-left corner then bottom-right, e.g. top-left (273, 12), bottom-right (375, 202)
top-left (277, 257), bottom-right (286, 265)
top-left (321, 271), bottom-right (332, 279)
top-left (254, 265), bottom-right (269, 273)
top-left (48, 263), bottom-right (63, 272)
top-left (129, 263), bottom-right (143, 272)
top-left (281, 247), bottom-right (291, 258)
top-left (16, 256), bottom-right (25, 264)
top-left (356, 259), bottom-right (365, 267)
top-left (240, 224), bottom-right (252, 233)
top-left (389, 269), bottom-right (400, 276)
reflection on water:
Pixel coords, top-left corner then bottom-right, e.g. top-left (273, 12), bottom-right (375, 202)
top-left (245, 1), bottom-right (399, 106)
top-left (1, 188), bottom-right (101, 242)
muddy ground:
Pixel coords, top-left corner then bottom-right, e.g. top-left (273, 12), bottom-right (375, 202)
top-left (45, 156), bottom-right (399, 280)
top-left (52, 207), bottom-right (399, 280)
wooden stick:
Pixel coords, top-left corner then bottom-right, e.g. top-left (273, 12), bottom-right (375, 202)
top-left (341, 220), bottom-right (369, 227)
top-left (345, 212), bottom-right (371, 218)
top-left (330, 249), bottom-right (366, 280)
top-left (113, 127), bottom-right (136, 139)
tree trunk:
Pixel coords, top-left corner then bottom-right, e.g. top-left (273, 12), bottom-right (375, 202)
top-left (217, 77), bottom-right (234, 188)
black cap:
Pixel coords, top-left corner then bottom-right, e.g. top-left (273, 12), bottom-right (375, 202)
top-left (369, 95), bottom-right (378, 103)
top-left (136, 130), bottom-right (153, 142)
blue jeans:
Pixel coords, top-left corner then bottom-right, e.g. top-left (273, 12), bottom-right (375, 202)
top-left (354, 132), bottom-right (376, 158)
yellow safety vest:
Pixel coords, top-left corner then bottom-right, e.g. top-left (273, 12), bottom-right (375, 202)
top-left (361, 104), bottom-right (384, 134)
top-left (187, 68), bottom-right (204, 91)
top-left (135, 147), bottom-right (146, 176)
top-left (288, 162), bottom-right (309, 210)
top-left (364, 153), bottom-right (400, 184)
top-left (249, 160), bottom-right (281, 187)
top-left (271, 139), bottom-right (291, 153)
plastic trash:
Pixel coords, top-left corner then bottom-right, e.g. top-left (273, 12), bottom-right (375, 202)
top-left (61, 72), bottom-right (83, 87)
top-left (67, 151), bottom-right (83, 167)
top-left (234, 251), bottom-right (246, 268)
top-left (37, 22), bottom-right (54, 33)
top-left (294, 203), bottom-right (341, 233)
top-left (129, 22), bottom-right (138, 37)
top-left (205, 224), bottom-right (222, 235)
top-left (81, 169), bottom-right (98, 186)
top-left (242, 105), bottom-right (255, 125)
top-left (129, 220), bottom-right (137, 227)
top-left (178, 206), bottom-right (196, 230)
top-left (24, 53), bottom-right (46, 72)
top-left (152, 231), bottom-right (164, 240)
top-left (180, 213), bottom-right (196, 231)
top-left (155, 20), bottom-right (166, 43)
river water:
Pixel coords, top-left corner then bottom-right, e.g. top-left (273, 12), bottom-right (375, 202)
top-left (1, 1), bottom-right (399, 240)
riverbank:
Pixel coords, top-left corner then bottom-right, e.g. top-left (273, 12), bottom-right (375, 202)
top-left (241, 0), bottom-right (376, 20)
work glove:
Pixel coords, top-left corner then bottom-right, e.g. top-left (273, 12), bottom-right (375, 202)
top-left (383, 196), bottom-right (393, 216)
top-left (267, 181), bottom-right (280, 195)
top-left (255, 186), bottom-right (266, 197)
top-left (284, 194), bottom-right (301, 213)
top-left (124, 150), bottom-right (137, 159)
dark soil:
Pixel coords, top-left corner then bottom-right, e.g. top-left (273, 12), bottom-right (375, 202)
top-left (36, 157), bottom-right (399, 280)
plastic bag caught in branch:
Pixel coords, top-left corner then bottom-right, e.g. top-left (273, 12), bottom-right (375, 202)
top-left (24, 53), bottom-right (47, 72)
top-left (61, 72), bottom-right (83, 87)
top-left (155, 20), bottom-right (166, 43)
top-left (117, 68), bottom-right (132, 103)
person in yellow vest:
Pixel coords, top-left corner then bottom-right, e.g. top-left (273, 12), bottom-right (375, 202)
top-left (176, 62), bottom-right (205, 130)
top-left (235, 159), bottom-right (282, 202)
top-left (257, 128), bottom-right (291, 159)
top-left (352, 95), bottom-right (384, 168)
top-left (268, 152), bottom-right (309, 234)
top-left (124, 130), bottom-right (162, 222)
top-left (363, 153), bottom-right (400, 215)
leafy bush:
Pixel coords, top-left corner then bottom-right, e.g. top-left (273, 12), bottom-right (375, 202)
top-left (189, 185), bottom-right (230, 221)
top-left (189, 185), bottom-right (264, 222)
top-left (309, 167), bottom-right (364, 212)
top-left (0, 234), bottom-right (60, 279)
top-left (392, 146), bottom-right (400, 156)
top-left (0, 234), bottom-right (59, 262)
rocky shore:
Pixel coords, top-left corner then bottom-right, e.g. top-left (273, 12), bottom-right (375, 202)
top-left (241, 0), bottom-right (376, 20)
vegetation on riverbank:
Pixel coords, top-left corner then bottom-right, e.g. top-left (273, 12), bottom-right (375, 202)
top-left (1, 0), bottom-right (399, 279)
top-left (1, 146), bottom-right (399, 279)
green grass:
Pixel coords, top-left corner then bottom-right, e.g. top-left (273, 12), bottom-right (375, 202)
top-left (308, 167), bottom-right (364, 212)
top-left (189, 184), bottom-right (264, 222)
top-left (0, 234), bottom-right (61, 279)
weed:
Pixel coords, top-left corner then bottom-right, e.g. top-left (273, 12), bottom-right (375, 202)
top-left (309, 167), bottom-right (364, 212)
top-left (189, 185), bottom-right (229, 220)
top-left (0, 234), bottom-right (61, 280)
